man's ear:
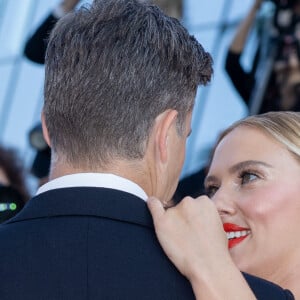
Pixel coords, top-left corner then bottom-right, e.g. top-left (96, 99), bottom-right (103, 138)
top-left (156, 109), bottom-right (178, 163)
top-left (41, 111), bottom-right (51, 147)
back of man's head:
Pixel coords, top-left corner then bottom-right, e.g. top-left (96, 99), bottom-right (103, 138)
top-left (44, 0), bottom-right (212, 168)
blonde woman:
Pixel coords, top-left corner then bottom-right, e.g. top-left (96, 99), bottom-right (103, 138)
top-left (148, 111), bottom-right (299, 299)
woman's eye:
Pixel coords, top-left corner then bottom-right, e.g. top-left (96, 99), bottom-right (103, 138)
top-left (241, 172), bottom-right (258, 184)
top-left (205, 185), bottom-right (218, 198)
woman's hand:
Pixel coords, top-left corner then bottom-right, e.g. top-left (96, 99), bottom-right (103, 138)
top-left (147, 196), bottom-right (256, 300)
top-left (147, 195), bottom-right (228, 280)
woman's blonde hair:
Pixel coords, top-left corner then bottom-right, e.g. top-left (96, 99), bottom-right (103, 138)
top-left (217, 111), bottom-right (300, 160)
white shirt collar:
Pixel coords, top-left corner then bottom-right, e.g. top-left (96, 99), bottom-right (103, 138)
top-left (36, 173), bottom-right (148, 201)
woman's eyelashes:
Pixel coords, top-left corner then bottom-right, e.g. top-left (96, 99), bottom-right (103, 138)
top-left (204, 184), bottom-right (219, 198)
top-left (238, 170), bottom-right (260, 185)
top-left (204, 169), bottom-right (261, 197)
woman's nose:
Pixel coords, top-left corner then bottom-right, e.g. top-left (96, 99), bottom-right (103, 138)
top-left (212, 190), bottom-right (237, 217)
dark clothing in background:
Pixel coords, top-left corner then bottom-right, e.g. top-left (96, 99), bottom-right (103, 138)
top-left (225, 51), bottom-right (256, 107)
top-left (225, 49), bottom-right (277, 113)
top-left (24, 13), bottom-right (58, 64)
top-left (225, 50), bottom-right (281, 113)
top-left (173, 167), bottom-right (207, 203)
top-left (225, 49), bottom-right (300, 113)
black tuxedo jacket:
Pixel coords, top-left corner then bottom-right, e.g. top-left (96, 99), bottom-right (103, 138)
top-left (0, 187), bottom-right (294, 299)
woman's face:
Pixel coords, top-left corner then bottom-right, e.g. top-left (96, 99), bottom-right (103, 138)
top-left (205, 126), bottom-right (300, 281)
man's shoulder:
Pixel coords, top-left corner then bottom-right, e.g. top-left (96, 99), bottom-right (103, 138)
top-left (3, 187), bottom-right (151, 226)
top-left (0, 189), bottom-right (197, 300)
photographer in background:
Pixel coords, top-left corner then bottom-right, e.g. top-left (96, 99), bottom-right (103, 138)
top-left (225, 0), bottom-right (300, 114)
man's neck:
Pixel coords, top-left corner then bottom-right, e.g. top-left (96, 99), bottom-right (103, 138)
top-left (49, 159), bottom-right (151, 197)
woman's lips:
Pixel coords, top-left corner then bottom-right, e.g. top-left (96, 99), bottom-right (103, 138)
top-left (223, 223), bottom-right (251, 249)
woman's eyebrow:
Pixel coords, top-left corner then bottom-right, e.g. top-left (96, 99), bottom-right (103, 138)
top-left (228, 160), bottom-right (273, 174)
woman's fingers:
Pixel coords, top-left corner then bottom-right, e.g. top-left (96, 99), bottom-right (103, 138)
top-left (147, 196), bottom-right (165, 224)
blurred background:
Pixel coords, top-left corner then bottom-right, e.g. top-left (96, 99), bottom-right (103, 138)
top-left (0, 0), bottom-right (292, 195)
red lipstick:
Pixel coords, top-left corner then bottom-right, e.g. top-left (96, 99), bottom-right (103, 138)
top-left (223, 223), bottom-right (250, 249)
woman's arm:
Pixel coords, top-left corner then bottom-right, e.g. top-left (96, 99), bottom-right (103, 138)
top-left (229, 0), bottom-right (263, 54)
top-left (147, 196), bottom-right (256, 300)
top-left (224, 0), bottom-right (263, 105)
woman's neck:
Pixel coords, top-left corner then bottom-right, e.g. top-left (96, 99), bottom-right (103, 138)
top-left (269, 257), bottom-right (300, 299)
top-left (278, 270), bottom-right (300, 299)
